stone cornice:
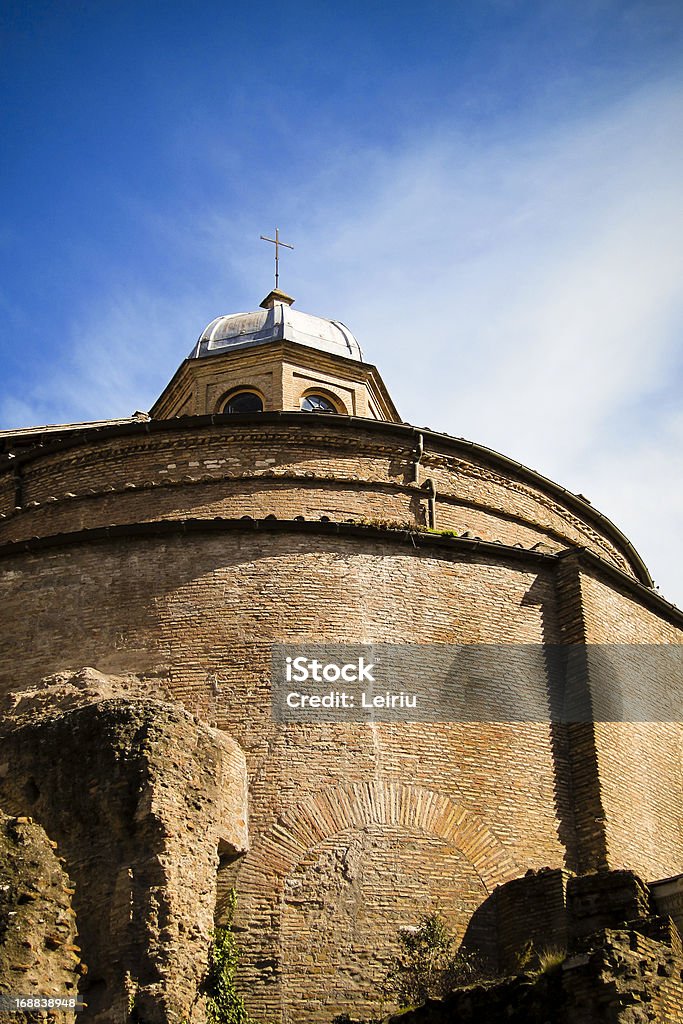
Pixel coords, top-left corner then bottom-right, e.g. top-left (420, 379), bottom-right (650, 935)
top-left (0, 514), bottom-right (558, 566)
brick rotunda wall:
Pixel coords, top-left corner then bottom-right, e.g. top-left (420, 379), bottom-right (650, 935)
top-left (0, 520), bottom-right (681, 1023)
top-left (0, 527), bottom-right (566, 1022)
top-left (0, 416), bottom-right (644, 580)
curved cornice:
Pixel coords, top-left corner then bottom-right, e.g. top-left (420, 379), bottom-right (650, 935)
top-left (0, 516), bottom-right (679, 628)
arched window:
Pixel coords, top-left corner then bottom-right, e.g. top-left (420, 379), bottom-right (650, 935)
top-left (222, 390), bottom-right (264, 414)
top-left (300, 393), bottom-right (339, 414)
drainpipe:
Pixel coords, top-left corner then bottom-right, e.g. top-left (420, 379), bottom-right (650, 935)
top-left (421, 478), bottom-right (436, 530)
top-left (412, 432), bottom-right (424, 484)
top-left (10, 455), bottom-right (22, 509)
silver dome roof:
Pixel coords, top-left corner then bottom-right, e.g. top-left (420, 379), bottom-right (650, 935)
top-left (189, 298), bottom-right (363, 362)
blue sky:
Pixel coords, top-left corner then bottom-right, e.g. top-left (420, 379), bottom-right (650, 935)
top-left (1, 0), bottom-right (683, 601)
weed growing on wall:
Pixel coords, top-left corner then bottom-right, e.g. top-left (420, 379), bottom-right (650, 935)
top-left (388, 913), bottom-right (484, 1007)
top-left (204, 890), bottom-right (264, 1024)
top-left (331, 913), bottom-right (486, 1023)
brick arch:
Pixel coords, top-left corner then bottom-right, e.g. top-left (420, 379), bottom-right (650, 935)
top-left (239, 780), bottom-right (521, 894)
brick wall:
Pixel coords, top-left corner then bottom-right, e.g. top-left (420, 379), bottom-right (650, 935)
top-left (578, 567), bottom-right (683, 883)
top-left (151, 342), bottom-right (397, 420)
top-left (0, 418), bottom-right (639, 577)
top-left (0, 528), bottom-right (569, 1022)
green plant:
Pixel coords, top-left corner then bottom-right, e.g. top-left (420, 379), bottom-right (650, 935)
top-left (514, 940), bottom-right (566, 975)
top-left (536, 946), bottom-right (566, 974)
top-left (356, 516), bottom-right (417, 532)
top-left (331, 914), bottom-right (487, 1022)
top-left (204, 890), bottom-right (263, 1024)
top-left (515, 938), bottom-right (535, 973)
top-left (387, 912), bottom-right (481, 1008)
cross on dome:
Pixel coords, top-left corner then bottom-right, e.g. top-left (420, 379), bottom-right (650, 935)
top-left (260, 227), bottom-right (294, 291)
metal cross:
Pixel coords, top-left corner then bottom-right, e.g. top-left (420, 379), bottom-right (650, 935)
top-left (260, 227), bottom-right (294, 290)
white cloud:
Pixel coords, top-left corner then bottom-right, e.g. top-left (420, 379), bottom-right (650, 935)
top-left (577, 409), bottom-right (683, 601)
top-left (0, 396), bottom-right (40, 429)
top-left (3, 288), bottom-right (211, 428)
top-left (288, 78), bottom-right (683, 601)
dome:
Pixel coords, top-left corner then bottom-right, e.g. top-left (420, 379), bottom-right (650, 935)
top-left (189, 291), bottom-right (363, 362)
